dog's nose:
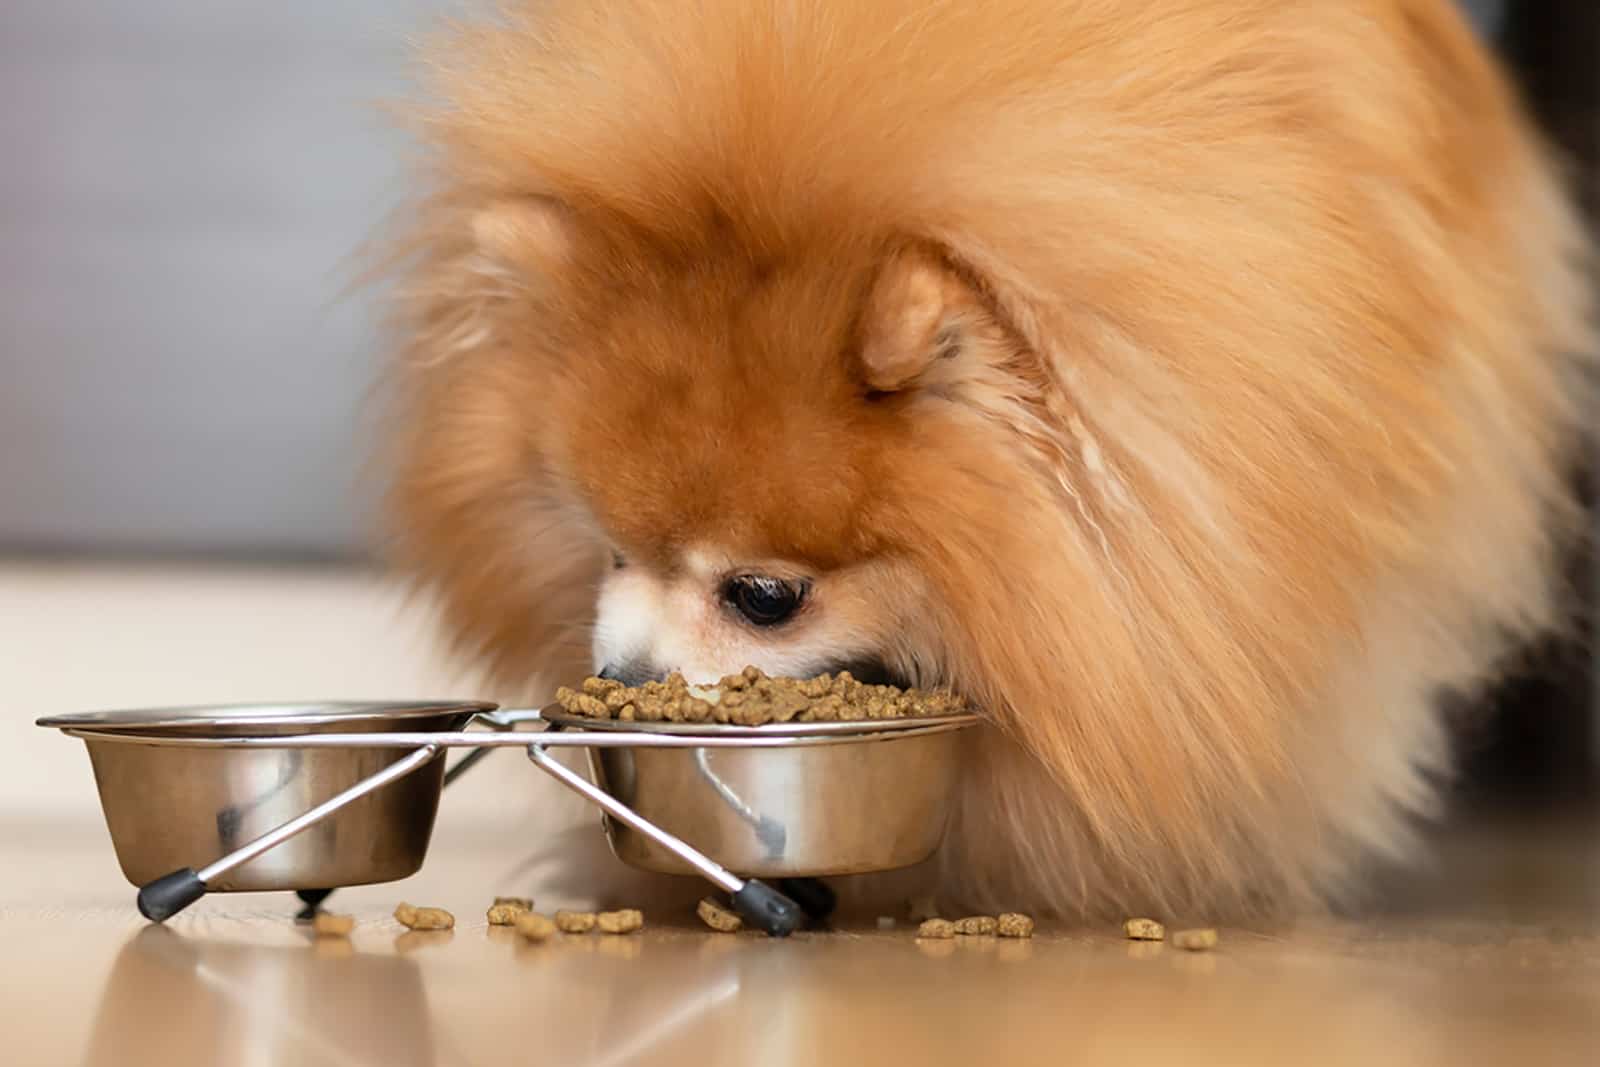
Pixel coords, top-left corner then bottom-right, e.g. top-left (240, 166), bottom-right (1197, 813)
top-left (598, 660), bottom-right (661, 687)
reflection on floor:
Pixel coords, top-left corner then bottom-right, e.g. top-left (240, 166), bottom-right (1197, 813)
top-left (5, 805), bottom-right (1597, 1067)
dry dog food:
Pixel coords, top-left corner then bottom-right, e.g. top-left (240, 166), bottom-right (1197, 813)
top-left (515, 911), bottom-right (557, 942)
top-left (953, 916), bottom-right (998, 936)
top-left (996, 913), bottom-right (1034, 938)
top-left (1172, 928), bottom-right (1218, 951)
top-left (598, 909), bottom-right (644, 934)
top-left (487, 901), bottom-right (530, 926)
top-left (311, 913), bottom-right (355, 937)
top-left (554, 910), bottom-right (598, 934)
top-left (554, 667), bottom-right (968, 726)
top-left (1123, 918), bottom-right (1166, 941)
top-left (394, 902), bottom-right (455, 931)
top-left (495, 896), bottom-right (534, 910)
top-left (697, 897), bottom-right (744, 933)
top-left (917, 918), bottom-right (956, 939)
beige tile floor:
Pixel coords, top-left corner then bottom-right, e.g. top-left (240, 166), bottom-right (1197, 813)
top-left (3, 561), bottom-right (1598, 1066)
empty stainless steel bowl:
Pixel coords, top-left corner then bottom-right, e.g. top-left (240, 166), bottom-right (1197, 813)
top-left (37, 702), bottom-right (489, 892)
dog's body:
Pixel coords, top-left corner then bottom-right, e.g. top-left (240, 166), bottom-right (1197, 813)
top-left (387, 1), bottom-right (1593, 919)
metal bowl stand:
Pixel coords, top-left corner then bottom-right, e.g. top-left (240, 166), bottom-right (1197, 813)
top-left (91, 710), bottom-right (960, 936)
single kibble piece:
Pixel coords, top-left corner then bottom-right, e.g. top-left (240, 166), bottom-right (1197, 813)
top-left (996, 913), bottom-right (1034, 938)
top-left (394, 902), bottom-right (455, 931)
top-left (554, 910), bottom-right (597, 934)
top-left (312, 912), bottom-right (355, 937)
top-left (494, 896), bottom-right (534, 910)
top-left (1123, 918), bottom-right (1166, 941)
top-left (696, 897), bottom-right (743, 933)
top-left (514, 911), bottom-right (557, 942)
top-left (953, 916), bottom-right (998, 936)
top-left (487, 902), bottom-right (529, 926)
top-left (917, 918), bottom-right (956, 939)
top-left (597, 909), bottom-right (644, 934)
top-left (1172, 928), bottom-right (1218, 951)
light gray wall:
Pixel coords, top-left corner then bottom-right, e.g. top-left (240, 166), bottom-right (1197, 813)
top-left (0, 1), bottom-right (451, 558)
top-left (0, 0), bottom-right (1535, 561)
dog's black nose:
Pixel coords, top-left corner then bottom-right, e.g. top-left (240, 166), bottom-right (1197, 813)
top-left (598, 660), bottom-right (661, 687)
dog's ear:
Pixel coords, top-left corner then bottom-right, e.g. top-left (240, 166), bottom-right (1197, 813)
top-left (470, 195), bottom-right (575, 271)
top-left (859, 246), bottom-right (997, 393)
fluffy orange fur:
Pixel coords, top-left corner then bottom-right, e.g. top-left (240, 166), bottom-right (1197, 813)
top-left (385, 1), bottom-right (1594, 919)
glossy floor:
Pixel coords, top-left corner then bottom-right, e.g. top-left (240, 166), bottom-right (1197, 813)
top-left (4, 807), bottom-right (1598, 1067)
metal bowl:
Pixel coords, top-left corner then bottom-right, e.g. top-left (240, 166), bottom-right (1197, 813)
top-left (38, 702), bottom-right (489, 891)
top-left (542, 710), bottom-right (972, 878)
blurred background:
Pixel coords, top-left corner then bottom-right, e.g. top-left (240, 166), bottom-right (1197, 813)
top-left (0, 1), bottom-right (1595, 826)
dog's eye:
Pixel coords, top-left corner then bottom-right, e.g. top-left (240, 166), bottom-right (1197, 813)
top-left (611, 551), bottom-right (627, 571)
top-left (723, 575), bottom-right (807, 627)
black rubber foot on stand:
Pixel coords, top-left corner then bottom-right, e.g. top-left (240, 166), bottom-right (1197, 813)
top-left (137, 868), bottom-right (207, 922)
top-left (295, 889), bottom-right (335, 921)
top-left (776, 878), bottom-right (836, 922)
top-left (731, 880), bottom-right (803, 938)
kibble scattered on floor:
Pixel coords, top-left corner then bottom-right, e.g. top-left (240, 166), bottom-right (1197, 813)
top-left (487, 901), bottom-right (531, 925)
top-left (311, 913), bottom-right (355, 937)
top-left (996, 913), bottom-right (1034, 938)
top-left (916, 913), bottom-right (1035, 940)
top-left (394, 903), bottom-right (455, 931)
top-left (598, 909), bottom-right (644, 934)
top-left (1172, 928), bottom-right (1218, 951)
top-left (514, 911), bottom-right (556, 942)
top-left (554, 910), bottom-right (598, 934)
top-left (1123, 918), bottom-right (1166, 941)
top-left (697, 897), bottom-right (743, 933)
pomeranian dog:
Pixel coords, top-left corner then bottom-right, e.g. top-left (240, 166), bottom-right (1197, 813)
top-left (384, 1), bottom-right (1593, 919)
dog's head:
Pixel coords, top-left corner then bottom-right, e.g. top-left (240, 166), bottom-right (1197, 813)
top-left (392, 195), bottom-right (1042, 698)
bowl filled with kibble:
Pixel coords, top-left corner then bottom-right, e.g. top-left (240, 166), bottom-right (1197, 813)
top-left (545, 668), bottom-right (976, 879)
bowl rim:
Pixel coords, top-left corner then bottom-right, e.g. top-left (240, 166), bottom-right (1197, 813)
top-left (35, 700), bottom-right (497, 732)
top-left (54, 715), bottom-right (979, 752)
